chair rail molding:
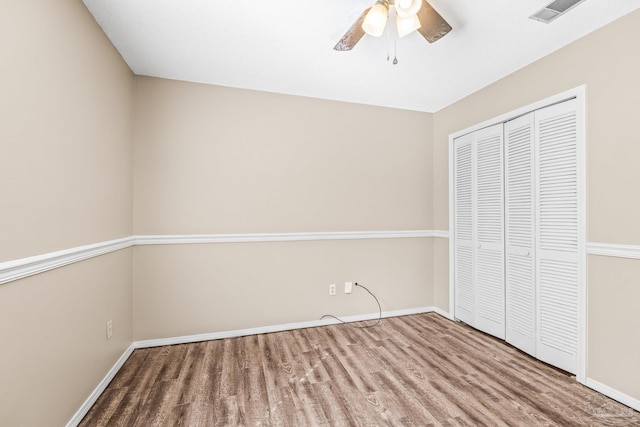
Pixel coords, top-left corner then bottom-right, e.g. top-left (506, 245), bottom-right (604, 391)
top-left (3, 234), bottom-right (637, 287)
top-left (587, 242), bottom-right (640, 260)
top-left (0, 230), bottom-right (449, 286)
top-left (0, 237), bottom-right (134, 286)
top-left (134, 230), bottom-right (442, 245)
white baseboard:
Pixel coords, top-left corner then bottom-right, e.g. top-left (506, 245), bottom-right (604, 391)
top-left (133, 306), bottom-right (437, 349)
top-left (585, 378), bottom-right (640, 412)
top-left (431, 306), bottom-right (453, 320)
top-left (66, 344), bottom-right (136, 427)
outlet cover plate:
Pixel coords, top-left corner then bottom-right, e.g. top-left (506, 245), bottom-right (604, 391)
top-left (106, 320), bottom-right (113, 340)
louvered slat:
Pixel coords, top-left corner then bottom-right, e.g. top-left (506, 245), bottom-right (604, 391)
top-left (455, 246), bottom-right (474, 316)
top-left (474, 125), bottom-right (505, 339)
top-left (454, 134), bottom-right (475, 325)
top-left (539, 260), bottom-right (578, 354)
top-left (505, 114), bottom-right (536, 356)
top-left (455, 143), bottom-right (473, 241)
top-left (535, 99), bottom-right (580, 375)
top-left (477, 251), bottom-right (505, 325)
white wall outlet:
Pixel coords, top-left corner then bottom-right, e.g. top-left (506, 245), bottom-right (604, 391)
top-left (106, 320), bottom-right (113, 340)
top-left (345, 281), bottom-right (353, 294)
top-left (329, 284), bottom-right (336, 296)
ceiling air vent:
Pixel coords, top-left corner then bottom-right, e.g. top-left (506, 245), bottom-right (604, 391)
top-left (530, 0), bottom-right (587, 23)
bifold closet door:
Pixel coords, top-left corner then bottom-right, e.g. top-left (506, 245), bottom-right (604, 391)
top-left (454, 96), bottom-right (582, 376)
top-left (505, 100), bottom-right (581, 373)
top-left (453, 133), bottom-right (475, 326)
top-left (453, 124), bottom-right (505, 339)
top-left (505, 113), bottom-right (536, 357)
top-left (535, 99), bottom-right (581, 375)
top-left (474, 125), bottom-right (505, 339)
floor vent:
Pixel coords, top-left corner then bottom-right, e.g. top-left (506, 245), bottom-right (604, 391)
top-left (530, 0), bottom-right (587, 23)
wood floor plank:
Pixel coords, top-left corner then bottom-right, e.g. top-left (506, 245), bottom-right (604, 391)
top-left (239, 336), bottom-right (271, 426)
top-left (373, 344), bottom-right (464, 422)
top-left (316, 347), bottom-right (386, 425)
top-left (217, 339), bottom-right (242, 399)
top-left (289, 378), bottom-right (331, 425)
top-left (80, 313), bottom-right (640, 426)
top-left (312, 381), bottom-right (360, 426)
top-left (130, 378), bottom-right (181, 426)
top-left (371, 368), bottom-right (441, 425)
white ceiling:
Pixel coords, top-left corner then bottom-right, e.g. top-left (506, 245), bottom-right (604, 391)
top-left (82, 0), bottom-right (639, 112)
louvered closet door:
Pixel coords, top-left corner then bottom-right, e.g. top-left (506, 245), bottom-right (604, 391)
top-left (505, 113), bottom-right (536, 356)
top-left (453, 133), bottom-right (475, 326)
top-left (535, 99), bottom-right (580, 375)
top-left (474, 124), bottom-right (505, 339)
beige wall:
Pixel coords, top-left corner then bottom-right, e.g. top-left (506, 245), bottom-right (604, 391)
top-left (588, 255), bottom-right (640, 400)
top-left (134, 77), bottom-right (433, 234)
top-left (0, 251), bottom-right (133, 426)
top-left (133, 77), bottom-right (435, 339)
top-left (134, 239), bottom-right (433, 340)
top-left (4, 1), bottom-right (639, 423)
top-left (0, 2), bottom-right (134, 261)
top-left (434, 10), bottom-right (640, 402)
top-left (0, 1), bottom-right (134, 425)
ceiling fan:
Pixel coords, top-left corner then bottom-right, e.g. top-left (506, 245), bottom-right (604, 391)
top-left (334, 0), bottom-right (452, 51)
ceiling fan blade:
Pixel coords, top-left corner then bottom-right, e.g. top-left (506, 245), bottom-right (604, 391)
top-left (416, 0), bottom-right (452, 43)
top-left (333, 8), bottom-right (370, 51)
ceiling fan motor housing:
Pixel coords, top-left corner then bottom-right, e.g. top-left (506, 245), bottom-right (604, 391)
top-left (395, 0), bottom-right (422, 18)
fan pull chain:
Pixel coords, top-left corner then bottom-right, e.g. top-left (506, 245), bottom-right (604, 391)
top-left (393, 36), bottom-right (398, 65)
top-left (386, 14), bottom-right (390, 62)
top-left (384, 10), bottom-right (398, 65)
top-left (391, 9), bottom-right (398, 65)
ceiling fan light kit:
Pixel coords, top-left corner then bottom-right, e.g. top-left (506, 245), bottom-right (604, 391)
top-left (395, 0), bottom-right (422, 18)
top-left (396, 13), bottom-right (421, 38)
top-left (363, 0), bottom-right (421, 38)
top-left (333, 0), bottom-right (452, 52)
top-left (362, 0), bottom-right (390, 37)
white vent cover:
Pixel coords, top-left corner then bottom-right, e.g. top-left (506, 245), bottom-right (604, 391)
top-left (530, 0), bottom-right (587, 23)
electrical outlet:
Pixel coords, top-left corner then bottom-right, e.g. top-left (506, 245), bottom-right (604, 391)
top-left (106, 320), bottom-right (113, 340)
top-left (329, 284), bottom-right (336, 296)
top-left (345, 281), bottom-right (353, 294)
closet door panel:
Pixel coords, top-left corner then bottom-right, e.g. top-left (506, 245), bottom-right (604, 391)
top-left (453, 133), bottom-right (475, 325)
top-left (474, 124), bottom-right (505, 339)
top-left (505, 114), bottom-right (536, 356)
top-left (452, 95), bottom-right (583, 377)
top-left (535, 99), bottom-right (580, 375)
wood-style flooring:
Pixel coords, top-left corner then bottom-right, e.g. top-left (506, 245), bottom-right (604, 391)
top-left (80, 313), bottom-right (640, 426)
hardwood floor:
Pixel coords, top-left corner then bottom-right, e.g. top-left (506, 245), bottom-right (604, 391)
top-left (80, 313), bottom-right (640, 426)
